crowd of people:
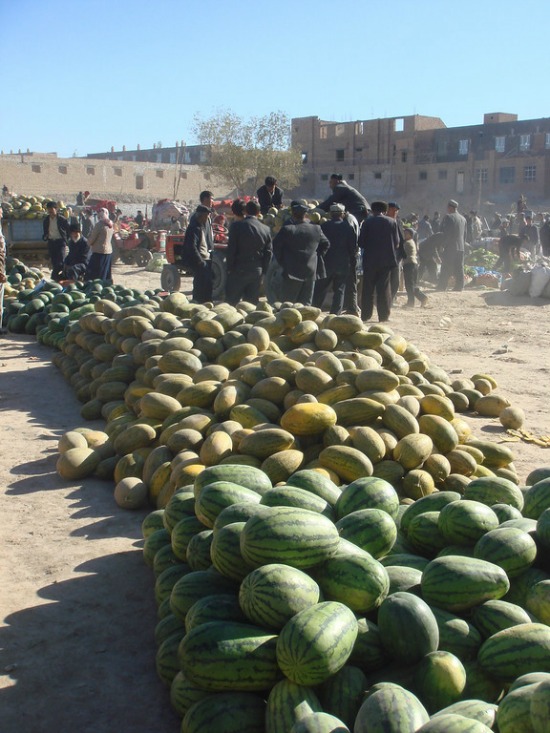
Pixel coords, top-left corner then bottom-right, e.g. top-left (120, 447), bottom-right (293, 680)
top-left (176, 175), bottom-right (477, 323)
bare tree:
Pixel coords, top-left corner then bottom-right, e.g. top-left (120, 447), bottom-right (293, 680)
top-left (192, 110), bottom-right (302, 196)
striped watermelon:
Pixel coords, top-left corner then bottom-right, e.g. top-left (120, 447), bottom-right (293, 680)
top-left (260, 485), bottom-right (335, 519)
top-left (379, 553), bottom-right (429, 571)
top-left (171, 515), bottom-right (207, 562)
top-left (385, 565), bottom-right (422, 595)
top-left (179, 621), bottom-right (280, 691)
top-left (415, 714), bottom-right (493, 732)
top-left (530, 678), bottom-right (550, 733)
top-left (195, 481), bottom-right (262, 528)
top-left (239, 563), bottom-right (320, 630)
top-left (181, 692), bottom-right (266, 733)
top-left (348, 617), bottom-right (386, 671)
top-left (319, 665), bottom-right (367, 729)
top-left (335, 508), bottom-right (397, 558)
top-left (406, 511), bottom-right (448, 557)
top-left (473, 527), bottom-right (537, 578)
top-left (523, 477), bottom-right (550, 519)
top-left (265, 679), bottom-right (323, 733)
top-left (429, 606), bottom-right (482, 662)
top-left (462, 476), bottom-right (524, 511)
top-left (313, 539), bottom-right (389, 613)
top-left (377, 592), bottom-right (439, 664)
top-left (433, 700), bottom-right (497, 729)
top-left (169, 569), bottom-right (237, 623)
top-left (186, 529), bottom-right (214, 571)
top-left (155, 612), bottom-right (185, 646)
top-left (400, 491), bottom-right (461, 537)
top-left (276, 601), bottom-right (358, 686)
top-left (194, 464), bottom-right (272, 497)
top-left (334, 476), bottom-right (400, 521)
top-left (210, 521), bottom-right (255, 582)
top-left (156, 630), bottom-right (186, 687)
top-left (240, 506), bottom-right (340, 570)
top-left (184, 593), bottom-right (246, 632)
top-left (213, 501), bottom-right (271, 530)
top-left (286, 469), bottom-right (342, 506)
top-left (470, 599), bottom-right (533, 639)
top-left (290, 712), bottom-right (350, 732)
top-left (154, 563), bottom-right (192, 606)
top-left (438, 500), bottom-right (499, 546)
top-left (354, 683), bottom-right (429, 733)
top-left (162, 487), bottom-right (196, 532)
top-left (496, 684), bottom-right (538, 733)
top-left (478, 623), bottom-right (550, 680)
top-left (415, 650), bottom-right (467, 713)
top-left (421, 556), bottom-right (510, 612)
top-left (169, 670), bottom-right (209, 717)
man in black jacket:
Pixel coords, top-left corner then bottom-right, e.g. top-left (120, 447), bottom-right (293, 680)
top-left (225, 200), bottom-right (272, 304)
top-left (180, 205), bottom-right (212, 302)
top-left (436, 199), bottom-right (467, 291)
top-left (317, 174), bottom-right (370, 223)
top-left (359, 201), bottom-right (401, 322)
top-left (313, 203), bottom-right (358, 314)
top-left (43, 201), bottom-right (70, 279)
top-left (61, 223), bottom-right (91, 280)
top-left (273, 200), bottom-right (330, 306)
top-left (256, 176), bottom-right (284, 215)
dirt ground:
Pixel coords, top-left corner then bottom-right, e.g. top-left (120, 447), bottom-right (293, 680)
top-left (1, 263), bottom-right (550, 733)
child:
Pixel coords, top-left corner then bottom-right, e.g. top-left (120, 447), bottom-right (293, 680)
top-left (403, 227), bottom-right (429, 308)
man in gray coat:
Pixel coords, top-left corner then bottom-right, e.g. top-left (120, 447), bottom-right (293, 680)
top-left (273, 200), bottom-right (330, 306)
top-left (436, 199), bottom-right (467, 292)
top-left (225, 200), bottom-right (272, 304)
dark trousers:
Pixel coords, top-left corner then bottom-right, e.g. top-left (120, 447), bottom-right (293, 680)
top-left (48, 239), bottom-right (67, 280)
top-left (361, 265), bottom-right (395, 322)
top-left (418, 258), bottom-right (438, 284)
top-left (192, 260), bottom-right (213, 302)
top-left (281, 274), bottom-right (315, 306)
top-left (313, 271), bottom-right (348, 313)
top-left (403, 263), bottom-right (427, 305)
top-left (390, 262), bottom-right (402, 300)
top-left (86, 253), bottom-right (112, 282)
top-left (62, 262), bottom-right (88, 281)
top-left (437, 249), bottom-right (464, 291)
top-left (342, 253), bottom-right (359, 314)
top-left (225, 268), bottom-right (262, 305)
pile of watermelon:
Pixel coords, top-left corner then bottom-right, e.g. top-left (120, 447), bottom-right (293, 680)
top-left (34, 289), bottom-right (550, 731)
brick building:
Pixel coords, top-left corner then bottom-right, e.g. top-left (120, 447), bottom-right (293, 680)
top-left (291, 112), bottom-right (550, 215)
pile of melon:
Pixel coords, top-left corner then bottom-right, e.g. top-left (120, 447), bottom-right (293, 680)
top-left (44, 289), bottom-right (550, 731)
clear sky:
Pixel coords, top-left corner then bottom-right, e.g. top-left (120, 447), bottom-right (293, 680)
top-left (2, 0), bottom-right (549, 158)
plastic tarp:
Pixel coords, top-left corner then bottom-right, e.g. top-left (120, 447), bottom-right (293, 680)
top-left (151, 200), bottom-right (189, 228)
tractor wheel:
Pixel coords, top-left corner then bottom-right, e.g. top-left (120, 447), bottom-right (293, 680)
top-left (135, 249), bottom-right (153, 267)
top-left (212, 251), bottom-right (226, 301)
top-left (160, 264), bottom-right (182, 292)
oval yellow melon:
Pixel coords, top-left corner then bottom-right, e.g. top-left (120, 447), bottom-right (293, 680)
top-left (280, 403), bottom-right (337, 436)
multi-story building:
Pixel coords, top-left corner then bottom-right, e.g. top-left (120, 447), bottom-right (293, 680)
top-left (291, 112), bottom-right (550, 215)
top-left (87, 142), bottom-right (212, 166)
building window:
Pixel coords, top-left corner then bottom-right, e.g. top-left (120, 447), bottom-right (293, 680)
top-left (419, 171), bottom-right (428, 181)
top-left (156, 153), bottom-right (162, 163)
top-left (519, 134), bottom-right (531, 151)
top-left (320, 126), bottom-right (328, 139)
top-left (476, 168), bottom-right (488, 183)
top-left (394, 118), bottom-right (404, 132)
top-left (156, 169), bottom-right (164, 178)
top-left (348, 173), bottom-right (355, 180)
top-left (204, 173), bottom-right (211, 181)
top-left (179, 171), bottom-right (187, 180)
top-left (135, 175), bottom-right (144, 190)
top-left (438, 170), bottom-right (448, 180)
top-left (499, 166), bottom-right (515, 184)
top-left (545, 133), bottom-right (550, 149)
top-left (495, 136), bottom-right (505, 152)
top-left (301, 151), bottom-right (308, 164)
top-left (458, 139), bottom-right (469, 155)
top-left (169, 152), bottom-right (176, 164)
top-left (336, 149), bottom-right (345, 162)
top-left (321, 174), bottom-right (328, 181)
top-left (58, 165), bottom-right (67, 174)
top-left (374, 172), bottom-right (382, 180)
top-left (401, 151), bottom-right (408, 163)
top-left (114, 167), bottom-right (122, 177)
top-left (355, 122), bottom-right (363, 135)
top-left (31, 164), bottom-right (41, 173)
top-left (86, 166), bottom-right (95, 175)
top-left (524, 165), bottom-right (536, 182)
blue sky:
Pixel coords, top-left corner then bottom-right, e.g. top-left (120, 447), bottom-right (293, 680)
top-left (2, 0), bottom-right (549, 158)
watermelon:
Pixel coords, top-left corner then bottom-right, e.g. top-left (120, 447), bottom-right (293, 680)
top-left (265, 679), bottom-right (323, 733)
top-left (195, 481), bottom-right (262, 528)
top-left (415, 714), bottom-right (493, 732)
top-left (438, 500), bottom-right (499, 546)
top-left (473, 527), bottom-right (537, 578)
top-left (335, 508), bottom-right (397, 558)
top-left (179, 620), bottom-right (280, 691)
top-left (478, 623), bottom-right (550, 680)
top-left (276, 601), bottom-right (358, 686)
top-left (414, 650), bottom-right (467, 713)
top-left (429, 606), bottom-right (482, 662)
top-left (193, 464), bottom-right (272, 496)
top-left (433, 700), bottom-right (497, 729)
top-left (169, 670), bottom-right (209, 717)
top-left (319, 665), bottom-right (367, 729)
top-left (290, 712), bottom-right (350, 732)
top-left (334, 476), bottom-right (400, 520)
top-left (377, 592), bottom-right (439, 664)
top-left (182, 692), bottom-right (266, 733)
top-left (184, 593), bottom-right (246, 632)
top-left (471, 599), bottom-right (533, 639)
top-left (354, 683), bottom-right (429, 733)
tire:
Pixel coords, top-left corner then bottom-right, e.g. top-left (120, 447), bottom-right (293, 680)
top-left (212, 251), bottom-right (226, 300)
top-left (120, 251), bottom-right (133, 265)
top-left (160, 265), bottom-right (181, 292)
top-left (135, 249), bottom-right (153, 267)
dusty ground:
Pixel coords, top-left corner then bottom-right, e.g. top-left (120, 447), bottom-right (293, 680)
top-left (1, 262), bottom-right (550, 733)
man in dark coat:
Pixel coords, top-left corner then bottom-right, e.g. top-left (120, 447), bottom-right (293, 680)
top-left (225, 200), bottom-right (272, 305)
top-left (313, 203), bottom-right (358, 314)
top-left (318, 174), bottom-right (370, 223)
top-left (256, 176), bottom-right (284, 215)
top-left (359, 201), bottom-right (401, 322)
top-left (61, 223), bottom-right (91, 280)
top-left (436, 199), bottom-right (467, 292)
top-left (273, 200), bottom-right (330, 306)
top-left (43, 201), bottom-right (70, 279)
top-left (179, 205), bottom-right (212, 303)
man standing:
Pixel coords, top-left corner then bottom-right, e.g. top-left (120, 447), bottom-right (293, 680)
top-left (273, 200), bottom-right (330, 306)
top-left (317, 174), bottom-right (370, 223)
top-left (225, 200), bottom-right (272, 305)
top-left (436, 199), bottom-right (467, 292)
top-left (313, 203), bottom-right (358, 314)
top-left (43, 201), bottom-right (70, 280)
top-left (417, 214), bottom-right (433, 242)
top-left (359, 201), bottom-right (401, 323)
top-left (181, 204), bottom-right (212, 303)
top-left (256, 176), bottom-right (284, 215)
top-left (387, 201), bottom-right (406, 300)
top-left (188, 190), bottom-right (215, 252)
top-left (520, 214), bottom-right (540, 256)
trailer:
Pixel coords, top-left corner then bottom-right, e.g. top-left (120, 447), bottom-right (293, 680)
top-left (2, 218), bottom-right (48, 262)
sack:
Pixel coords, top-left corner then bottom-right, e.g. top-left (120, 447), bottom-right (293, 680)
top-left (507, 268), bottom-right (531, 296)
top-left (529, 265), bottom-right (550, 298)
top-left (541, 277), bottom-right (550, 299)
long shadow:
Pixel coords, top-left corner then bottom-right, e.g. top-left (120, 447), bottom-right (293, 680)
top-left (482, 290), bottom-right (550, 307)
top-left (0, 554), bottom-right (179, 733)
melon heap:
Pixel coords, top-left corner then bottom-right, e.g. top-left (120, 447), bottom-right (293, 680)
top-left (42, 290), bottom-right (550, 732)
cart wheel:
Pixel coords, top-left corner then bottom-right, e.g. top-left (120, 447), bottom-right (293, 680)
top-left (120, 252), bottom-right (133, 265)
top-left (136, 249), bottom-right (153, 267)
top-left (160, 264), bottom-right (181, 292)
top-left (212, 250), bottom-right (226, 300)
